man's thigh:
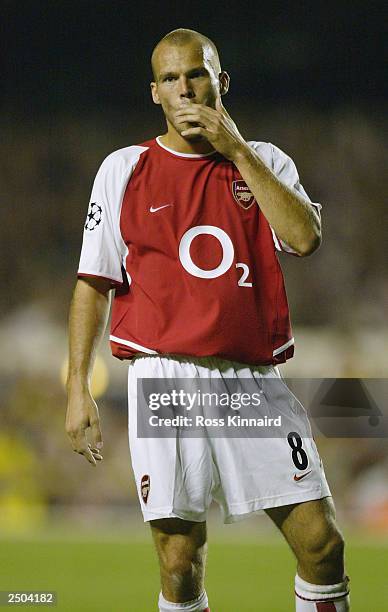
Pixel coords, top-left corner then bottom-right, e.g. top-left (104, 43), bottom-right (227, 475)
top-left (128, 358), bottom-right (213, 522)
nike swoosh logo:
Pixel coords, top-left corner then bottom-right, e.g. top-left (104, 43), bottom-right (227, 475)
top-left (149, 204), bottom-right (173, 213)
top-left (294, 470), bottom-right (312, 482)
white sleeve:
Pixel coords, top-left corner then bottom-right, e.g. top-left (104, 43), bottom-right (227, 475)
top-left (247, 141), bottom-right (321, 255)
top-left (78, 146), bottom-right (145, 285)
top-left (270, 143), bottom-right (321, 254)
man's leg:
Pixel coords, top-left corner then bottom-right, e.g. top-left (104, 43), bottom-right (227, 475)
top-left (265, 496), bottom-right (350, 610)
top-left (150, 517), bottom-right (210, 611)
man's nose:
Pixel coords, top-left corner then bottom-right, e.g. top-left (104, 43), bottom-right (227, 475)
top-left (178, 76), bottom-right (194, 99)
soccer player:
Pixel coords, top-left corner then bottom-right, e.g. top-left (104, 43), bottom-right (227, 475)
top-left (66, 29), bottom-right (350, 611)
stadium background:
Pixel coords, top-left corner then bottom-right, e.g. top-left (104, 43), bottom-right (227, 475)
top-left (1, 2), bottom-right (387, 610)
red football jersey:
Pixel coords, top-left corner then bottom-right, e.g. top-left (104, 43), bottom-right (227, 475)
top-left (78, 137), bottom-right (321, 365)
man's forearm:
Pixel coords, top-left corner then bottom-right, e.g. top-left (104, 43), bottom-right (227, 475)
top-left (233, 145), bottom-right (321, 256)
top-left (67, 278), bottom-right (111, 389)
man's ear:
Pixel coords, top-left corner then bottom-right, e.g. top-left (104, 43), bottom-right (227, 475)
top-left (219, 71), bottom-right (230, 96)
top-left (150, 82), bottom-right (161, 105)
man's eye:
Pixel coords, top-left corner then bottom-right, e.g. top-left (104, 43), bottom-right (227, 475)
top-left (164, 76), bottom-right (176, 82)
top-left (191, 70), bottom-right (206, 79)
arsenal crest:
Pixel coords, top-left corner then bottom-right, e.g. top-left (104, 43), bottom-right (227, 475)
top-left (232, 180), bottom-right (256, 209)
top-left (141, 474), bottom-right (150, 504)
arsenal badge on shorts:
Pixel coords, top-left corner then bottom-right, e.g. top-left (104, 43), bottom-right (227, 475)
top-left (140, 475), bottom-right (150, 504)
top-left (232, 180), bottom-right (256, 209)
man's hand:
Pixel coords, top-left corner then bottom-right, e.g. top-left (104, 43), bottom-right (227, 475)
top-left (66, 277), bottom-right (110, 466)
top-left (66, 386), bottom-right (103, 466)
top-left (175, 97), bottom-right (247, 161)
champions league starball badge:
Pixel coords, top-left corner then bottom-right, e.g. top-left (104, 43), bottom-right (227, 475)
top-left (84, 202), bottom-right (102, 231)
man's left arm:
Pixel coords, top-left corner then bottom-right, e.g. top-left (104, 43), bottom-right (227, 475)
top-left (176, 99), bottom-right (321, 257)
top-left (232, 144), bottom-right (322, 256)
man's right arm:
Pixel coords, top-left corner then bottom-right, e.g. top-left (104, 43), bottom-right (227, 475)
top-left (66, 276), bottom-right (112, 466)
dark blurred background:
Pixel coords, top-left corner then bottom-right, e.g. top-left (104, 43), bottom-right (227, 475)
top-left (1, 0), bottom-right (387, 543)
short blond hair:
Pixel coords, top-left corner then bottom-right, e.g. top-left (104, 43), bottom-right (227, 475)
top-left (151, 28), bottom-right (221, 80)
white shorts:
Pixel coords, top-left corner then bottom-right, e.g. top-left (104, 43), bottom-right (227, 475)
top-left (127, 354), bottom-right (331, 524)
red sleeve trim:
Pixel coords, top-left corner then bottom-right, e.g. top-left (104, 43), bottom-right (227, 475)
top-left (77, 272), bottom-right (123, 287)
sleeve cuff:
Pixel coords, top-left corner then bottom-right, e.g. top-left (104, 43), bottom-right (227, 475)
top-left (77, 272), bottom-right (123, 287)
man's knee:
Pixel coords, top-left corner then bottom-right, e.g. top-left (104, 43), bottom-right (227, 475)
top-left (299, 524), bottom-right (345, 580)
top-left (151, 519), bottom-right (207, 599)
top-left (160, 540), bottom-right (206, 579)
top-left (308, 529), bottom-right (344, 565)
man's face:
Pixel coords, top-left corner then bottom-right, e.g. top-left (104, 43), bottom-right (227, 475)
top-left (151, 41), bottom-right (222, 139)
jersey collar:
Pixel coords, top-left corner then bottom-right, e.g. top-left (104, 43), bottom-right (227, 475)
top-left (156, 136), bottom-right (217, 159)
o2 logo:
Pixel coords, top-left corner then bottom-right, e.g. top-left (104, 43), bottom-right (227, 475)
top-left (178, 225), bottom-right (252, 287)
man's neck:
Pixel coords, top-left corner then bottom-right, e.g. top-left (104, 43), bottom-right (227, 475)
top-left (159, 130), bottom-right (215, 155)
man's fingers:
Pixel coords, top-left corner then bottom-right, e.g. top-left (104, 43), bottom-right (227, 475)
top-left (68, 429), bottom-right (99, 466)
top-left (77, 446), bottom-right (97, 466)
top-left (74, 443), bottom-right (102, 466)
top-left (177, 118), bottom-right (207, 129)
top-left (176, 115), bottom-right (203, 127)
top-left (90, 421), bottom-right (103, 450)
top-left (181, 126), bottom-right (207, 137)
top-left (66, 402), bottom-right (103, 465)
top-left (176, 113), bottom-right (201, 123)
top-left (89, 445), bottom-right (103, 461)
top-left (175, 105), bottom-right (217, 120)
top-left (176, 107), bottom-right (202, 117)
top-left (175, 111), bottom-right (208, 125)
